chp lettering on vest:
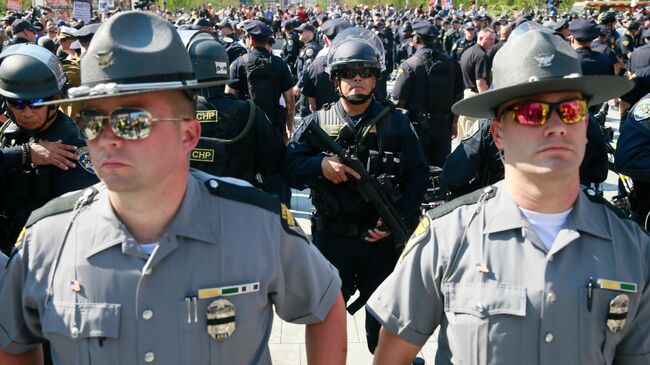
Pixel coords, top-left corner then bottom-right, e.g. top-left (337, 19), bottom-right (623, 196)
top-left (196, 109), bottom-right (218, 123)
top-left (190, 148), bottom-right (215, 162)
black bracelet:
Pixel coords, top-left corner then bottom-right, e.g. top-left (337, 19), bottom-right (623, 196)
top-left (23, 143), bottom-right (32, 167)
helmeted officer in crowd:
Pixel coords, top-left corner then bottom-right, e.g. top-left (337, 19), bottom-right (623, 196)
top-left (283, 28), bottom-right (429, 355)
top-left (301, 18), bottom-right (352, 113)
top-left (0, 44), bottom-right (97, 256)
top-left (451, 23), bottom-right (476, 61)
top-left (551, 18), bottom-right (570, 39)
top-left (226, 20), bottom-right (295, 142)
top-left (616, 93), bottom-right (650, 230)
top-left (629, 28), bottom-right (650, 74)
top-left (216, 20), bottom-right (248, 64)
top-left (618, 21), bottom-right (640, 67)
top-left (294, 22), bottom-right (322, 117)
top-left (391, 20), bottom-right (464, 167)
top-left (598, 11), bottom-right (620, 52)
top-left (0, 11), bottom-right (347, 364)
top-left (442, 19), bottom-right (461, 55)
top-left (280, 19), bottom-right (303, 76)
top-left (394, 22), bottom-right (416, 66)
top-left (185, 32), bottom-right (285, 197)
top-left (593, 24), bottom-right (624, 76)
top-left (367, 26), bottom-right (650, 365)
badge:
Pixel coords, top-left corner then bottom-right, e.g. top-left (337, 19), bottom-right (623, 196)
top-left (76, 146), bottom-right (96, 174)
top-left (306, 48), bottom-right (314, 57)
top-left (206, 299), bottom-right (236, 341)
top-left (222, 36), bottom-right (233, 43)
top-left (607, 294), bottom-right (629, 333)
top-left (95, 51), bottom-right (114, 68)
top-left (534, 53), bottom-right (555, 68)
top-left (623, 39), bottom-right (630, 46)
top-left (633, 98), bottom-right (650, 121)
top-left (399, 216), bottom-right (430, 261)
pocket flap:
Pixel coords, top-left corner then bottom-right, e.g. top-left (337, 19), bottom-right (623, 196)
top-left (443, 282), bottom-right (526, 318)
top-left (43, 301), bottom-right (121, 339)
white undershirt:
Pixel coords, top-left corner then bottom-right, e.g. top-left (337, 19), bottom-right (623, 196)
top-left (139, 242), bottom-right (159, 256)
top-left (520, 208), bottom-right (573, 250)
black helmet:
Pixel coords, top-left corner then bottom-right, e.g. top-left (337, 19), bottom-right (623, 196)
top-left (0, 44), bottom-right (66, 99)
top-left (184, 31), bottom-right (229, 81)
top-left (598, 11), bottom-right (616, 24)
top-left (326, 27), bottom-right (385, 75)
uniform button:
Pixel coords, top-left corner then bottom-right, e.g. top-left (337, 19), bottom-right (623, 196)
top-left (548, 292), bottom-right (556, 303)
top-left (545, 333), bottom-right (554, 343)
top-left (209, 180), bottom-right (219, 189)
top-left (144, 352), bottom-right (155, 363)
top-left (142, 309), bottom-right (154, 320)
top-left (70, 327), bottom-right (80, 339)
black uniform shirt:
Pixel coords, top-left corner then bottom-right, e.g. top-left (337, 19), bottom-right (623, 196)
top-left (459, 43), bottom-right (491, 91)
top-left (576, 46), bottom-right (614, 76)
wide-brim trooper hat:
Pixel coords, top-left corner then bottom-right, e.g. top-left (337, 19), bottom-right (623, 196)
top-left (39, 11), bottom-right (231, 106)
top-left (452, 23), bottom-right (633, 119)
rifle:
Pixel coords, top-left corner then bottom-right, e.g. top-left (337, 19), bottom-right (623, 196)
top-left (298, 119), bottom-right (412, 251)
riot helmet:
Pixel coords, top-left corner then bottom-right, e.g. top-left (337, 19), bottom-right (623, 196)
top-left (326, 27), bottom-right (385, 105)
top-left (184, 31), bottom-right (230, 98)
top-left (0, 43), bottom-right (66, 100)
top-left (0, 44), bottom-right (66, 132)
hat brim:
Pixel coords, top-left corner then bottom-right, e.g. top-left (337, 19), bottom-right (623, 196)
top-left (451, 75), bottom-right (633, 119)
top-left (35, 79), bottom-right (236, 106)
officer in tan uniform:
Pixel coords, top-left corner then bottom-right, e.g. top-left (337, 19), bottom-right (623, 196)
top-left (367, 25), bottom-right (650, 365)
top-left (0, 11), bottom-right (347, 365)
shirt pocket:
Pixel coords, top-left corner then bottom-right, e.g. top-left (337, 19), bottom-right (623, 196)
top-left (42, 301), bottom-right (121, 365)
top-left (443, 282), bottom-right (526, 365)
top-left (578, 288), bottom-right (639, 364)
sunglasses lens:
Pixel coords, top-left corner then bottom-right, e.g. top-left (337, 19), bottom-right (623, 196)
top-left (559, 99), bottom-right (587, 124)
top-left (339, 68), bottom-right (374, 79)
top-left (111, 109), bottom-right (152, 140)
top-left (514, 102), bottom-right (548, 126)
top-left (78, 110), bottom-right (105, 140)
top-left (6, 98), bottom-right (46, 109)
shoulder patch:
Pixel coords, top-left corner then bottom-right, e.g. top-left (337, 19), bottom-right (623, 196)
top-left (396, 67), bottom-right (405, 78)
top-left (280, 203), bottom-right (309, 242)
top-left (399, 216), bottom-right (430, 261)
top-left (25, 187), bottom-right (97, 227)
top-left (462, 121), bottom-right (480, 141)
top-left (306, 48), bottom-right (314, 57)
top-left (203, 178), bottom-right (279, 214)
top-left (633, 98), bottom-right (650, 121)
top-left (622, 39), bottom-right (630, 46)
top-left (75, 146), bottom-right (96, 174)
top-left (427, 186), bottom-right (497, 221)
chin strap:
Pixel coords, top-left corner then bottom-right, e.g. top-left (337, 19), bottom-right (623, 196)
top-left (6, 105), bottom-right (59, 135)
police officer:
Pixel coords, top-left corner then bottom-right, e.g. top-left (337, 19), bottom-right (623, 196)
top-left (225, 20), bottom-right (295, 142)
top-left (551, 18), bottom-right (570, 39)
top-left (394, 22), bottom-right (415, 67)
top-left (616, 93), bottom-right (650, 229)
top-left (0, 44), bottom-right (97, 256)
top-left (451, 22), bottom-right (476, 61)
top-left (0, 12), bottom-right (347, 364)
top-left (391, 20), bottom-right (464, 167)
top-left (216, 20), bottom-right (248, 64)
top-left (629, 28), bottom-right (650, 74)
top-left (442, 19), bottom-right (461, 56)
top-left (294, 22), bottom-right (321, 117)
top-left (9, 19), bottom-right (36, 45)
top-left (598, 11), bottom-right (620, 52)
top-left (593, 24), bottom-right (624, 76)
top-left (367, 27), bottom-right (649, 365)
top-left (618, 20), bottom-right (640, 67)
top-left (301, 18), bottom-right (352, 113)
top-left (283, 28), bottom-right (429, 355)
top-left (280, 19), bottom-right (303, 75)
top-left (570, 18), bottom-right (614, 76)
top-left (185, 32), bottom-right (285, 195)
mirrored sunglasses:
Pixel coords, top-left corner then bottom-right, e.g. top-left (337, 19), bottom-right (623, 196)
top-left (502, 99), bottom-right (588, 126)
top-left (77, 107), bottom-right (191, 141)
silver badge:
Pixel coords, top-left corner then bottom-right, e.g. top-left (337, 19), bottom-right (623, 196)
top-left (534, 53), bottom-right (555, 68)
top-left (95, 51), bottom-right (114, 68)
top-left (206, 299), bottom-right (236, 341)
top-left (607, 294), bottom-right (629, 333)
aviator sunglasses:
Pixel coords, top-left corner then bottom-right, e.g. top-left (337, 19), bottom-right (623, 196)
top-left (499, 98), bottom-right (588, 126)
top-left (337, 68), bottom-right (377, 79)
top-left (6, 98), bottom-right (47, 110)
top-left (77, 107), bottom-right (191, 141)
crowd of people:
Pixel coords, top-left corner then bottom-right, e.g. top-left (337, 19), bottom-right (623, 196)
top-left (0, 2), bottom-right (649, 365)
